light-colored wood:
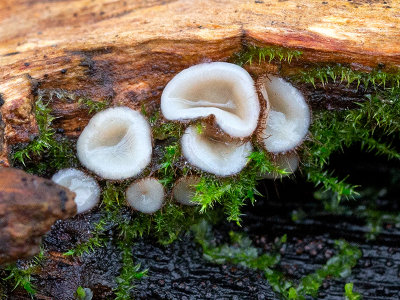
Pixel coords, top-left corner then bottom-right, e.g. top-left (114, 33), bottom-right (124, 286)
top-left (0, 0), bottom-right (399, 165)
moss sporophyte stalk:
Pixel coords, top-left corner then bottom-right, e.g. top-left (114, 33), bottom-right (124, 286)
top-left (6, 53), bottom-right (400, 298)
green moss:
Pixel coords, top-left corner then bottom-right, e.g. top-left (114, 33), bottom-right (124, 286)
top-left (113, 243), bottom-right (148, 300)
top-left (3, 248), bottom-right (45, 296)
top-left (192, 220), bottom-right (283, 268)
top-left (193, 150), bottom-right (288, 224)
top-left (12, 91), bottom-right (78, 175)
top-left (361, 208), bottom-right (400, 240)
top-left (192, 221), bottom-right (361, 300)
top-left (297, 64), bottom-right (400, 89)
top-left (63, 218), bottom-right (108, 257)
top-left (75, 286), bottom-right (87, 300)
top-left (345, 282), bottom-right (362, 300)
top-left (303, 87), bottom-right (400, 201)
top-left (291, 240), bottom-right (361, 298)
top-left (50, 89), bottom-right (109, 113)
top-left (234, 45), bottom-right (302, 66)
top-left (77, 97), bottom-right (108, 114)
top-left (158, 142), bottom-right (181, 188)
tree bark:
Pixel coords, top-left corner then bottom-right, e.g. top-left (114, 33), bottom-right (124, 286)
top-left (0, 168), bottom-right (76, 265)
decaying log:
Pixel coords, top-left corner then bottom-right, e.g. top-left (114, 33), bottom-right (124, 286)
top-left (1, 0), bottom-right (400, 166)
top-left (0, 167), bottom-right (76, 265)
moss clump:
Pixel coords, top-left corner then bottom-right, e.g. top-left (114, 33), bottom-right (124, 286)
top-left (50, 89), bottom-right (109, 113)
top-left (233, 45), bottom-right (303, 66)
top-left (303, 87), bottom-right (400, 201)
top-left (3, 248), bottom-right (45, 296)
top-left (344, 283), bottom-right (362, 300)
top-left (113, 244), bottom-right (147, 300)
top-left (193, 150), bottom-right (288, 224)
top-left (192, 220), bottom-right (283, 268)
top-left (157, 142), bottom-right (181, 188)
top-left (148, 111), bottom-right (184, 141)
top-left (12, 91), bottom-right (78, 175)
top-left (192, 221), bottom-right (361, 300)
top-left (298, 64), bottom-right (400, 89)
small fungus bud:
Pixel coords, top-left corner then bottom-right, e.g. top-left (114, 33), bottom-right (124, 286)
top-left (126, 177), bottom-right (165, 214)
top-left (77, 106), bottom-right (152, 180)
top-left (161, 62), bottom-right (260, 138)
top-left (173, 176), bottom-right (201, 206)
top-left (258, 76), bottom-right (310, 153)
top-left (51, 168), bottom-right (100, 214)
top-left (181, 125), bottom-right (252, 176)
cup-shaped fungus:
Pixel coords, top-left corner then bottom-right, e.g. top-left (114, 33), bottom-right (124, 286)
top-left (260, 153), bottom-right (299, 179)
top-left (126, 178), bottom-right (165, 214)
top-left (161, 62), bottom-right (260, 139)
top-left (173, 176), bottom-right (201, 206)
top-left (77, 107), bottom-right (152, 180)
top-left (181, 125), bottom-right (252, 176)
top-left (258, 76), bottom-right (310, 153)
top-left (51, 168), bottom-right (100, 214)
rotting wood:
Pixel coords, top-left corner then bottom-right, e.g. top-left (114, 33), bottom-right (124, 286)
top-left (0, 167), bottom-right (76, 265)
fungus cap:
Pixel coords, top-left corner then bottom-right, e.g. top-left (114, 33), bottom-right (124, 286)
top-left (126, 178), bottom-right (165, 214)
top-left (261, 153), bottom-right (299, 179)
top-left (77, 106), bottom-right (152, 180)
top-left (173, 176), bottom-right (201, 206)
top-left (181, 126), bottom-right (253, 176)
top-left (51, 168), bottom-right (100, 214)
top-left (161, 62), bottom-right (260, 138)
top-left (259, 76), bottom-right (310, 153)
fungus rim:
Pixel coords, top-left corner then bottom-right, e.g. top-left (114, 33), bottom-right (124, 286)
top-left (161, 62), bottom-right (261, 139)
top-left (76, 106), bottom-right (153, 180)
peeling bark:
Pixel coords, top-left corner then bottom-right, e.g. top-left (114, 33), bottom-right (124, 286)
top-left (0, 168), bottom-right (76, 265)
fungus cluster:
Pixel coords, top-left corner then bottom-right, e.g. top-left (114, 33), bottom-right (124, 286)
top-left (161, 62), bottom-right (309, 178)
top-left (54, 61), bottom-right (310, 216)
top-left (162, 62), bottom-right (259, 176)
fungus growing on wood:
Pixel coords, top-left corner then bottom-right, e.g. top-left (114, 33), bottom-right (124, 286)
top-left (126, 177), bottom-right (165, 214)
top-left (51, 168), bottom-right (100, 214)
top-left (258, 75), bottom-right (310, 153)
top-left (181, 125), bottom-right (252, 176)
top-left (261, 153), bottom-right (299, 179)
top-left (77, 106), bottom-right (152, 180)
top-left (173, 176), bottom-right (201, 206)
top-left (161, 62), bottom-right (260, 138)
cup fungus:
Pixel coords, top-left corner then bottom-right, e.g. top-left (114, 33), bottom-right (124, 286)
top-left (51, 168), bottom-right (100, 214)
top-left (173, 176), bottom-right (201, 206)
top-left (76, 106), bottom-right (152, 180)
top-left (126, 177), bottom-right (165, 214)
top-left (261, 153), bottom-right (300, 179)
top-left (258, 75), bottom-right (310, 153)
top-left (181, 125), bottom-right (252, 176)
top-left (161, 62), bottom-right (260, 139)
